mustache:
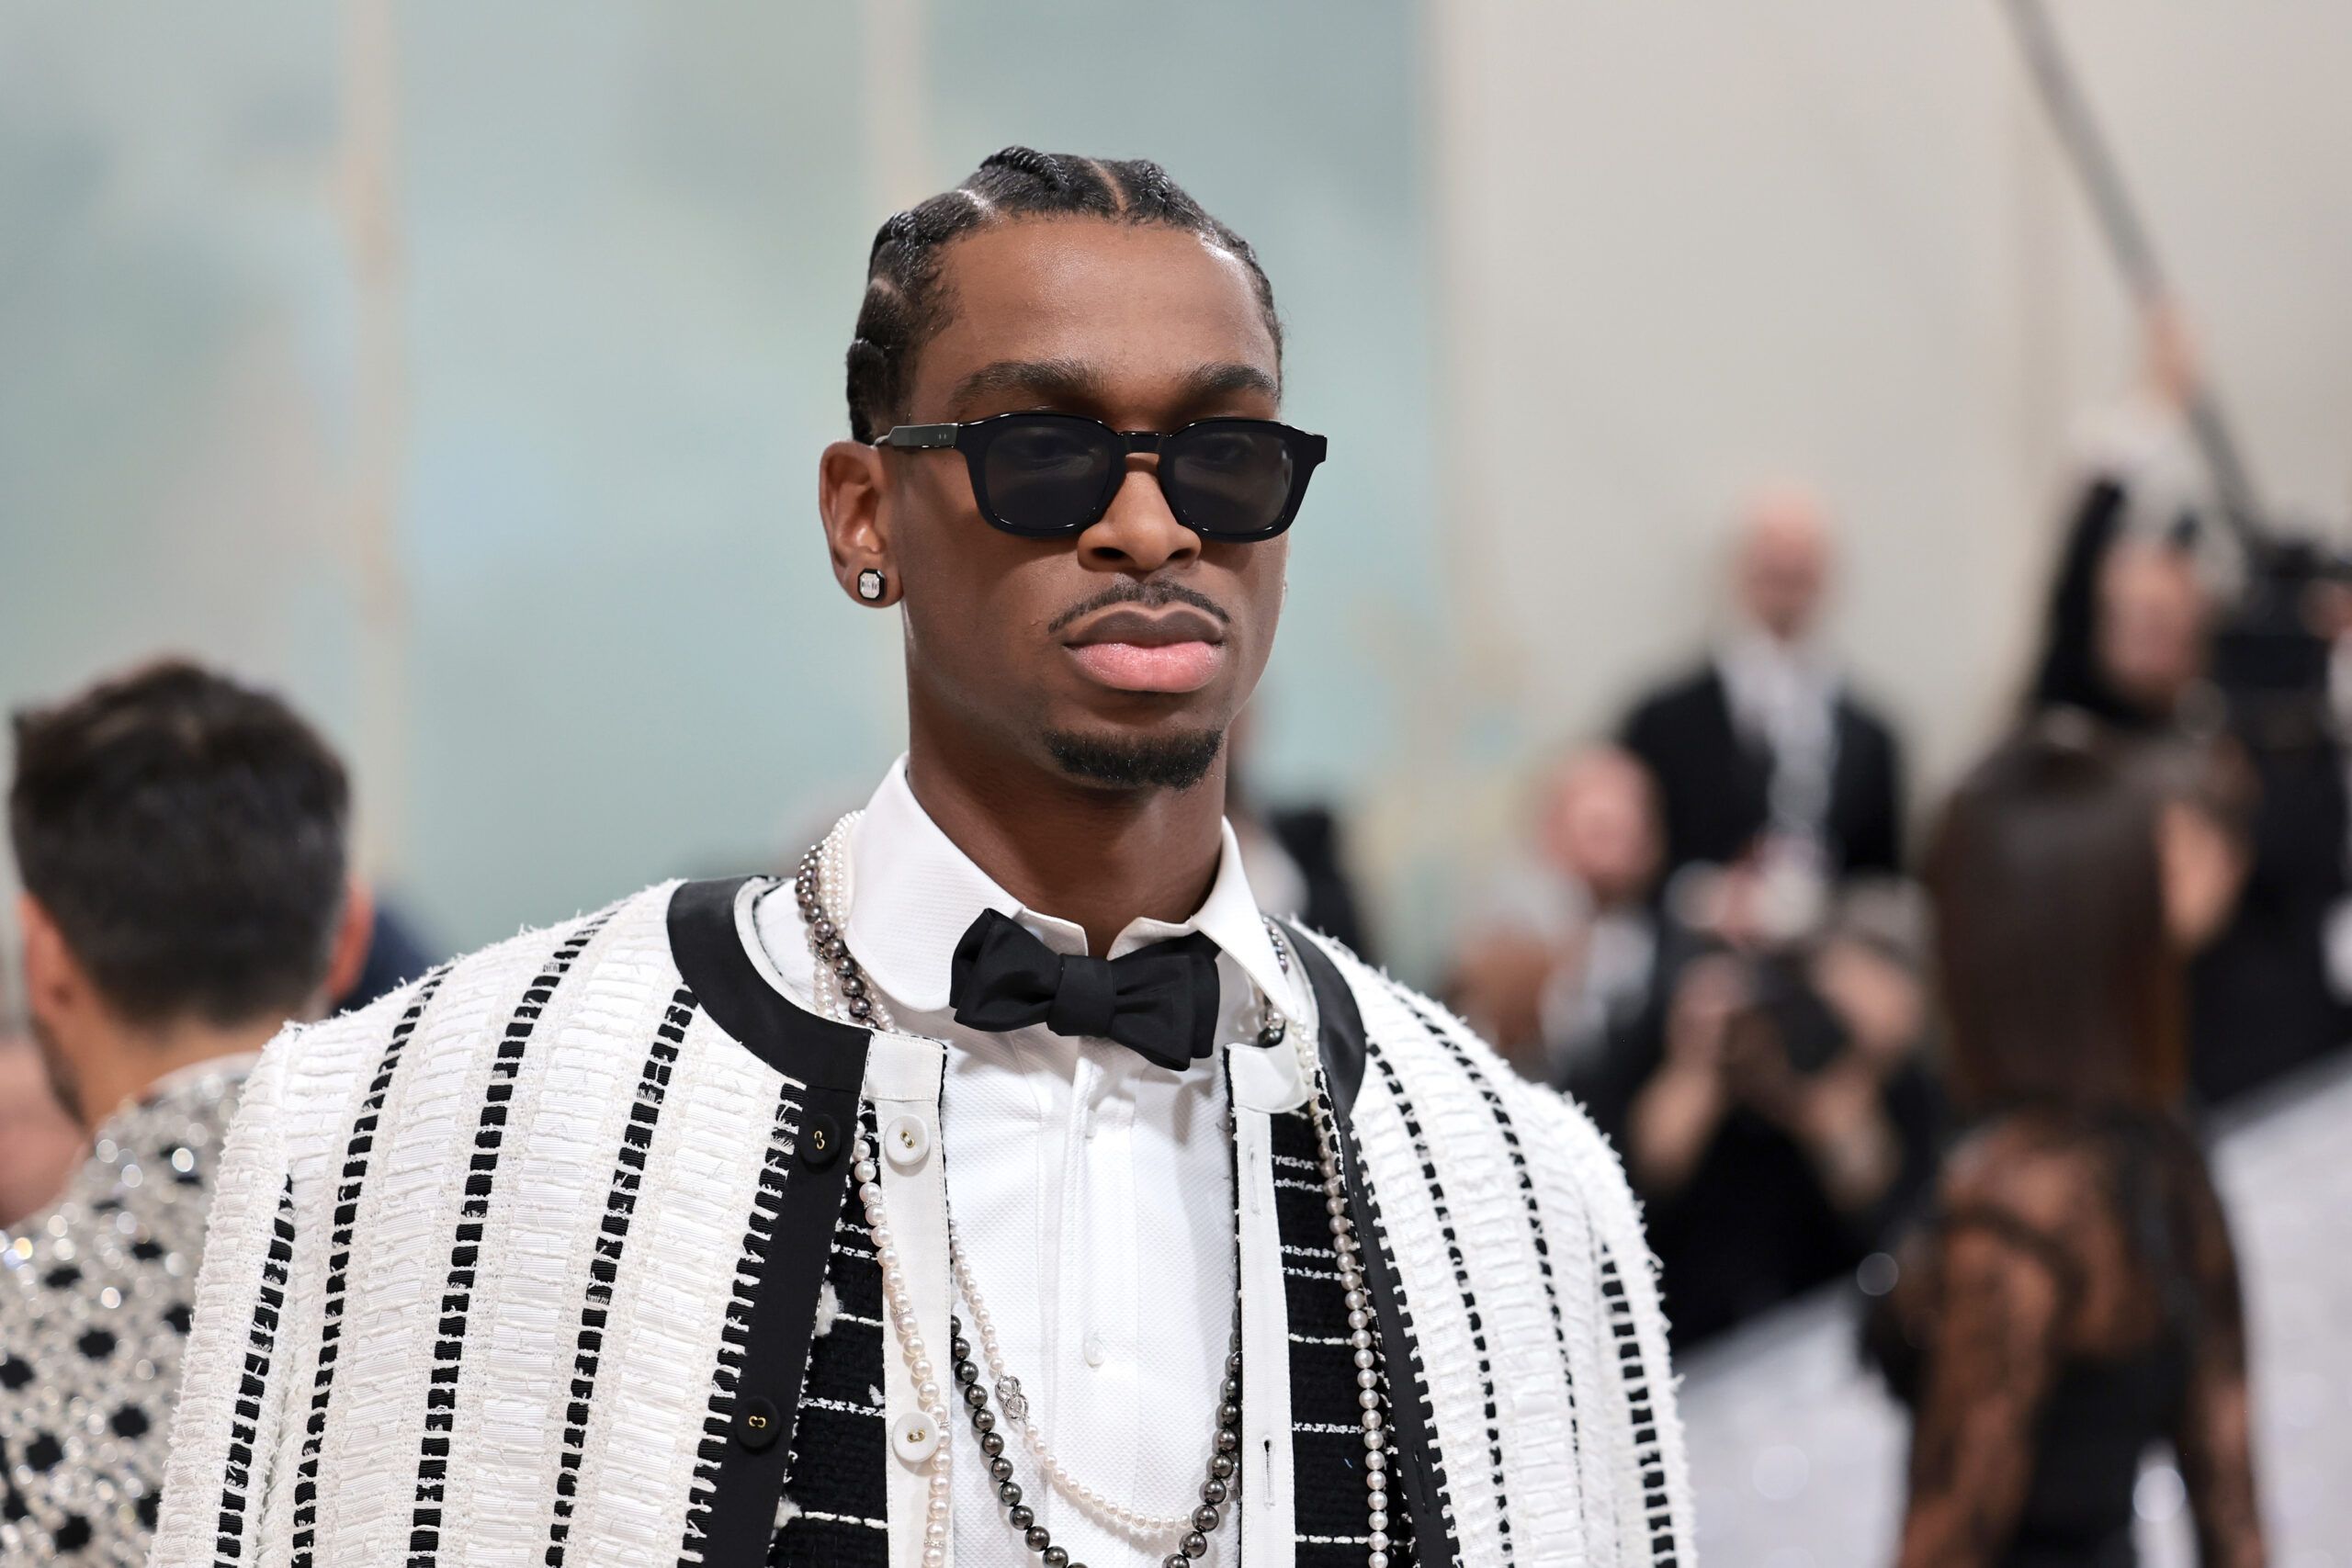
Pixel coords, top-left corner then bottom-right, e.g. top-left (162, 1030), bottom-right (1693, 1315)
top-left (1046, 579), bottom-right (1232, 637)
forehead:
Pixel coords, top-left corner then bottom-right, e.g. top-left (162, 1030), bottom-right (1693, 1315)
top-left (912, 218), bottom-right (1279, 413)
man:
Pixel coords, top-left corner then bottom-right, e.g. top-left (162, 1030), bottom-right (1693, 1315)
top-left (0, 1025), bottom-right (82, 1226)
top-left (1621, 486), bottom-right (1905, 898)
top-left (1450, 746), bottom-right (1669, 1088)
top-left (3, 659), bottom-right (368, 1564)
top-left (156, 150), bottom-right (1688, 1567)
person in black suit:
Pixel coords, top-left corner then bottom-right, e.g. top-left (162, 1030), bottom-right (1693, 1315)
top-left (1621, 486), bottom-right (1905, 892)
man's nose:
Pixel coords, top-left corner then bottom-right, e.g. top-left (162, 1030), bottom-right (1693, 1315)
top-left (1078, 463), bottom-right (1200, 573)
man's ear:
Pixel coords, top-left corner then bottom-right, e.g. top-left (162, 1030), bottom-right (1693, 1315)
top-left (316, 879), bottom-right (376, 1019)
top-left (818, 440), bottom-right (900, 608)
top-left (17, 893), bottom-right (86, 1030)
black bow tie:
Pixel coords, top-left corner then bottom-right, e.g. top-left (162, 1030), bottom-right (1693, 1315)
top-left (947, 908), bottom-right (1222, 1072)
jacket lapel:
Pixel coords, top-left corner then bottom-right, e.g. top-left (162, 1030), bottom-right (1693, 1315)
top-left (666, 878), bottom-right (885, 1567)
top-left (1283, 924), bottom-right (1454, 1568)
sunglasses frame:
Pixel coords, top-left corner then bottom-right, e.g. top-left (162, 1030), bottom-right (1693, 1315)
top-left (876, 411), bottom-right (1328, 541)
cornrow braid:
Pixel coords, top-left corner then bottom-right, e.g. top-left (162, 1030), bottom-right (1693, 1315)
top-left (843, 146), bottom-right (1283, 444)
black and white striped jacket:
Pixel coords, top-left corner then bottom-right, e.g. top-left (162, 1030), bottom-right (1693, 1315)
top-left (153, 879), bottom-right (1690, 1566)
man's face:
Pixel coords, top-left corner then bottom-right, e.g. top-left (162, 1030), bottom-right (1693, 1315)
top-left (1730, 490), bottom-right (1833, 644)
top-left (847, 218), bottom-right (1290, 791)
top-left (2097, 539), bottom-right (2210, 713)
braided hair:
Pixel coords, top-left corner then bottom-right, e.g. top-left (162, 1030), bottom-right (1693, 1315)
top-left (844, 148), bottom-right (1283, 443)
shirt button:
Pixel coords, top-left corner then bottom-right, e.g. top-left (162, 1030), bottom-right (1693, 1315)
top-left (882, 1115), bottom-right (931, 1172)
top-left (891, 1411), bottom-right (943, 1466)
top-left (735, 1394), bottom-right (782, 1452)
top-left (1083, 1334), bottom-right (1106, 1368)
top-left (798, 1112), bottom-right (842, 1169)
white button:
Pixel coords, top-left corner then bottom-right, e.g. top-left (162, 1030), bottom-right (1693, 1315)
top-left (882, 1115), bottom-right (931, 1171)
top-left (891, 1411), bottom-right (942, 1466)
top-left (1083, 1333), bottom-right (1106, 1368)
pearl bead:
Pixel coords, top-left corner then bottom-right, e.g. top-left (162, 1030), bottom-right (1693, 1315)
top-left (1369, 1551), bottom-right (1390, 1568)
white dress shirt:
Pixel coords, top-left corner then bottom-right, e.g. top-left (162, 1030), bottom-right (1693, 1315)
top-left (754, 756), bottom-right (1305, 1568)
top-left (1716, 626), bottom-right (1840, 847)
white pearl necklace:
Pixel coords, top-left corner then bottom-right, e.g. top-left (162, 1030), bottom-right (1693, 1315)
top-left (794, 813), bottom-right (1397, 1568)
top-left (851, 1131), bottom-right (953, 1567)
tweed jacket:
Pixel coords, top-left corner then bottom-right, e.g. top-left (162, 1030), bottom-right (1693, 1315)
top-left (151, 878), bottom-right (1690, 1567)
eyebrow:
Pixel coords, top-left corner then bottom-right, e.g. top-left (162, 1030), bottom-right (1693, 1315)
top-left (945, 357), bottom-right (1281, 415)
top-left (949, 357), bottom-right (1109, 410)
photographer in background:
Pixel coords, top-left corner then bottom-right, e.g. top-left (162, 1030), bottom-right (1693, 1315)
top-left (1583, 872), bottom-right (1942, 1348)
top-left (2029, 302), bottom-right (2347, 1106)
top-left (1, 659), bottom-right (370, 1564)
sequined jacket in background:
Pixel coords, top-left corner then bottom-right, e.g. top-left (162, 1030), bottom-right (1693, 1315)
top-left (0, 1058), bottom-right (251, 1565)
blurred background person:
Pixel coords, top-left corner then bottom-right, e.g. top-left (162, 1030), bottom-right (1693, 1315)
top-left (1447, 743), bottom-right (1672, 1089)
top-left (1226, 708), bottom-right (1381, 961)
top-left (0, 659), bottom-right (368, 1565)
top-left (1869, 720), bottom-right (2262, 1568)
top-left (0, 994), bottom-right (82, 1227)
top-left (2028, 306), bottom-right (2347, 1108)
top-left (1582, 874), bottom-right (1941, 1348)
top-left (1621, 484), bottom-right (1907, 932)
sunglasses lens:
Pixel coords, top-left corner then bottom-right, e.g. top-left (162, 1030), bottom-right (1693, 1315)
top-left (1164, 424), bottom-right (1298, 536)
top-left (980, 418), bottom-right (1117, 532)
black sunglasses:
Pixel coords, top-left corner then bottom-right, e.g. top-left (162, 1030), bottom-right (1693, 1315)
top-left (876, 412), bottom-right (1328, 541)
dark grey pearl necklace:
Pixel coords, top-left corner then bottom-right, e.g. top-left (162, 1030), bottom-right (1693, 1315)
top-left (947, 1312), bottom-right (1244, 1568)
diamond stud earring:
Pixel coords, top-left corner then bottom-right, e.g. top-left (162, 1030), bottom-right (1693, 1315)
top-left (856, 569), bottom-right (886, 602)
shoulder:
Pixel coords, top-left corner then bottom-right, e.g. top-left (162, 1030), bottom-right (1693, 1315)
top-left (1622, 666), bottom-right (1722, 739)
top-left (1938, 1112), bottom-right (2097, 1231)
top-left (1836, 687), bottom-right (1902, 750)
top-left (258, 881), bottom-right (682, 1125)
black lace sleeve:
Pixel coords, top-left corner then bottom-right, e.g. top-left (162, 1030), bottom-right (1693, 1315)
top-left (1888, 1205), bottom-right (2074, 1567)
top-left (2170, 1152), bottom-right (2266, 1568)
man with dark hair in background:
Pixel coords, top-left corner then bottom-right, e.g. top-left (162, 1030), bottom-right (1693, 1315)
top-left (0, 659), bottom-right (369, 1565)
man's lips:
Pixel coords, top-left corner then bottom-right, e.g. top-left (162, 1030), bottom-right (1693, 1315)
top-left (1062, 606), bottom-right (1227, 694)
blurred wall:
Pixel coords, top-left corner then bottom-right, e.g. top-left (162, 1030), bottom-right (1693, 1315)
top-left (3, 2), bottom-right (2348, 980)
top-left (0, 0), bottom-right (1438, 956)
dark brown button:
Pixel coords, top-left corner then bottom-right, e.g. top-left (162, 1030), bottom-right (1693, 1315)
top-left (735, 1394), bottom-right (781, 1452)
top-left (799, 1112), bottom-right (842, 1169)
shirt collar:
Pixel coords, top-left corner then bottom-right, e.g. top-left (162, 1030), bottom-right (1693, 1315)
top-left (842, 754), bottom-right (1295, 1017)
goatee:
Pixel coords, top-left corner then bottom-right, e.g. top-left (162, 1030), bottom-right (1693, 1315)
top-left (1043, 728), bottom-right (1225, 791)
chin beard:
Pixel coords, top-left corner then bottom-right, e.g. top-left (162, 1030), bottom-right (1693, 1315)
top-left (1044, 727), bottom-right (1225, 791)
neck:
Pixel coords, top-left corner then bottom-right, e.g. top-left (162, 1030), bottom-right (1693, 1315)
top-left (904, 728), bottom-right (1229, 959)
top-left (64, 1012), bottom-right (286, 1138)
